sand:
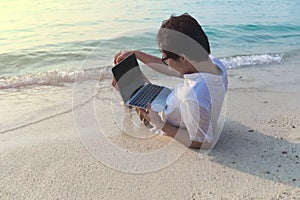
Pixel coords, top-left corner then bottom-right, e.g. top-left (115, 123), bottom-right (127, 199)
top-left (1, 62), bottom-right (300, 199)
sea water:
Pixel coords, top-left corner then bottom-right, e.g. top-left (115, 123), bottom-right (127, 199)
top-left (1, 0), bottom-right (300, 133)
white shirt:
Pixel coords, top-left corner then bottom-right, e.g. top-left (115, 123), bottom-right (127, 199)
top-left (164, 55), bottom-right (228, 143)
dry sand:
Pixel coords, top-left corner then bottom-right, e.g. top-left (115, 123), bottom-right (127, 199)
top-left (1, 64), bottom-right (300, 199)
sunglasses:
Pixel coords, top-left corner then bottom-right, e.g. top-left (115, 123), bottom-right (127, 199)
top-left (161, 55), bottom-right (171, 65)
top-left (161, 50), bottom-right (180, 65)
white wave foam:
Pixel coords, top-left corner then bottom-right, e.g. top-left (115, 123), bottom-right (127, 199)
top-left (220, 54), bottom-right (283, 68)
top-left (0, 67), bottom-right (110, 89)
top-left (0, 53), bottom-right (285, 89)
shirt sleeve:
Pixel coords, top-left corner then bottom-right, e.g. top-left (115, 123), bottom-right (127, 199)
top-left (180, 99), bottom-right (211, 142)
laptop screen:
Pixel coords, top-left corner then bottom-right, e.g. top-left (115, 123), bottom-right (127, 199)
top-left (112, 53), bottom-right (138, 82)
top-left (112, 53), bottom-right (147, 102)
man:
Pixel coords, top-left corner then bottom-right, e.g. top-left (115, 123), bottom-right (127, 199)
top-left (113, 13), bottom-right (228, 149)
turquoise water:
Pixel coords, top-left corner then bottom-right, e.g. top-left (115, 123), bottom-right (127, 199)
top-left (0, 0), bottom-right (300, 87)
top-left (1, 0), bottom-right (300, 134)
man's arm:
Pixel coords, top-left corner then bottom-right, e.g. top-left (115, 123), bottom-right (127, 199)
top-left (161, 121), bottom-right (203, 149)
top-left (138, 106), bottom-right (202, 149)
top-left (114, 50), bottom-right (182, 77)
top-left (135, 50), bottom-right (181, 77)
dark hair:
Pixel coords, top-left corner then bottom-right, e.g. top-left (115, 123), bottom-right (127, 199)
top-left (157, 13), bottom-right (210, 62)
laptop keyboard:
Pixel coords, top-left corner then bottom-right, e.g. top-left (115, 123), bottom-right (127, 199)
top-left (129, 84), bottom-right (164, 109)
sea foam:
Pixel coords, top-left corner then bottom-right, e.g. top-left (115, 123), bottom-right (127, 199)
top-left (0, 53), bottom-right (284, 89)
top-left (0, 68), bottom-right (109, 89)
top-left (220, 54), bottom-right (283, 69)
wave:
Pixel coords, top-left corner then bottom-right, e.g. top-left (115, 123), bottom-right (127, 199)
top-left (0, 53), bottom-right (287, 89)
top-left (0, 67), bottom-right (110, 89)
top-left (220, 53), bottom-right (283, 69)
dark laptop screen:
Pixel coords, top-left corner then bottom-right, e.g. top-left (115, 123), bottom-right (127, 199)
top-left (112, 53), bottom-right (139, 82)
top-left (112, 53), bottom-right (147, 102)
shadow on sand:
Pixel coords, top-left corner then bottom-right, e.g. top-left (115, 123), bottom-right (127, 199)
top-left (206, 119), bottom-right (300, 188)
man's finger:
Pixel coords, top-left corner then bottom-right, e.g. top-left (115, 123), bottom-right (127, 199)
top-left (114, 50), bottom-right (124, 64)
top-left (113, 51), bottom-right (121, 64)
top-left (146, 103), bottom-right (151, 113)
top-left (111, 79), bottom-right (116, 86)
top-left (139, 109), bottom-right (147, 116)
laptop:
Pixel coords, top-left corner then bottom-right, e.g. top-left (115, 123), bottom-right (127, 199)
top-left (112, 53), bottom-right (171, 112)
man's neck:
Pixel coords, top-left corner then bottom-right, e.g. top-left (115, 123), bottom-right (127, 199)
top-left (184, 59), bottom-right (220, 75)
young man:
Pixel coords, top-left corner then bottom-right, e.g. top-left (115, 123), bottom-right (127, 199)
top-left (113, 13), bottom-right (228, 149)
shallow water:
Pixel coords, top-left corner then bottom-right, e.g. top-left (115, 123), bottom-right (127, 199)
top-left (1, 0), bottom-right (300, 132)
top-left (1, 0), bottom-right (300, 76)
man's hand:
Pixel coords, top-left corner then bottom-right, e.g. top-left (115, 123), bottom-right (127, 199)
top-left (138, 104), bottom-right (164, 130)
top-left (112, 50), bottom-right (136, 91)
top-left (111, 78), bottom-right (119, 91)
top-left (135, 108), bottom-right (151, 127)
top-left (114, 50), bottom-right (135, 64)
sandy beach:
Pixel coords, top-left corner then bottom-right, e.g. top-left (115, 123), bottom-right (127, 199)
top-left (1, 0), bottom-right (300, 199)
top-left (1, 61), bottom-right (300, 199)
